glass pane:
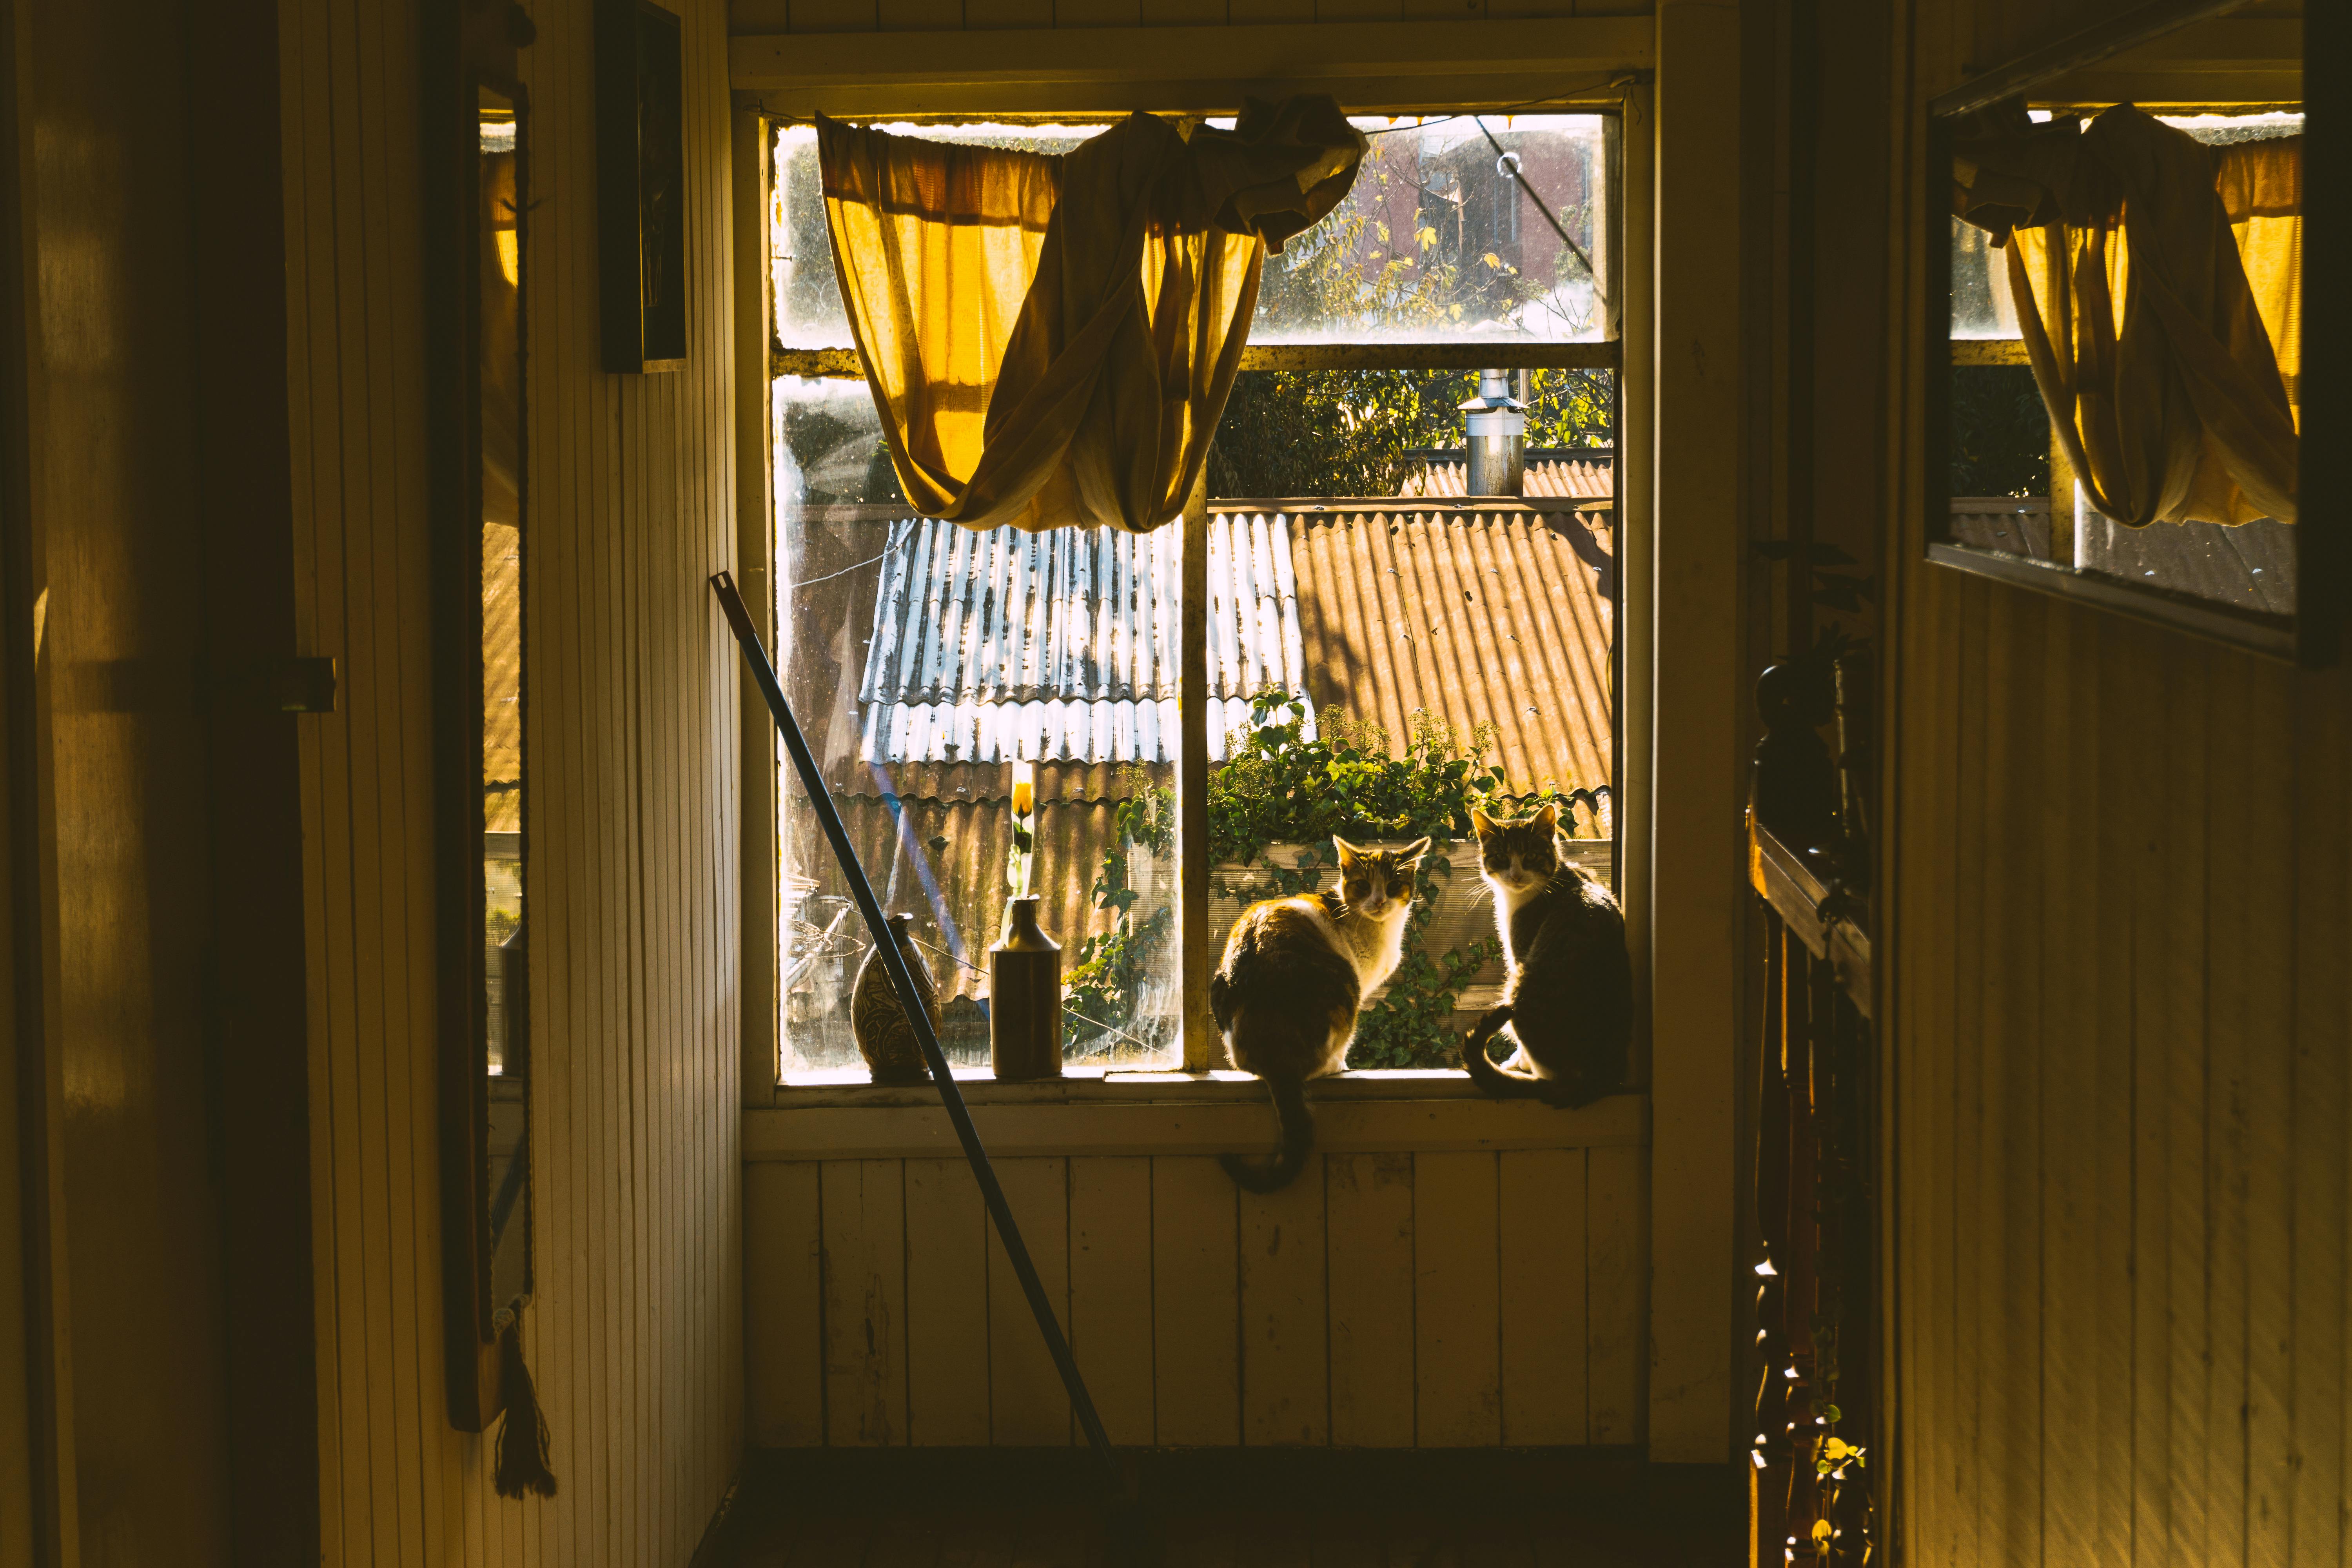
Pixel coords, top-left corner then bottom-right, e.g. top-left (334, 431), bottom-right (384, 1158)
top-left (1252, 114), bottom-right (1613, 345)
top-left (773, 122), bottom-right (1099, 350)
top-left (1212, 366), bottom-right (1613, 497)
top-left (1949, 215), bottom-right (2022, 339)
top-left (773, 114), bottom-right (1614, 348)
top-left (2074, 500), bottom-right (2295, 614)
top-left (771, 376), bottom-right (1182, 1076)
top-left (1204, 365), bottom-right (1617, 1071)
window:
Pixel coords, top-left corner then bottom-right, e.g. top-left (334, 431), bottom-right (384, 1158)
top-left (762, 111), bottom-right (1621, 1084)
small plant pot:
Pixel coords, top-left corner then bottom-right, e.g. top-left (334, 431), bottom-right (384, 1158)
top-left (989, 895), bottom-right (1062, 1080)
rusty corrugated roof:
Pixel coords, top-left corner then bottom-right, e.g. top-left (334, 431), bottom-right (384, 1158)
top-left (1402, 452), bottom-right (1615, 508)
top-left (1276, 505), bottom-right (1613, 798)
top-left (483, 523), bottom-right (522, 833)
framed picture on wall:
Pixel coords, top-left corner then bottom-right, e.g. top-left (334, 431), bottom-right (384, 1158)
top-left (597, 0), bottom-right (686, 373)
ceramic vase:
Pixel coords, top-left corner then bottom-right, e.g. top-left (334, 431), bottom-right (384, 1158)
top-left (989, 895), bottom-right (1061, 1080)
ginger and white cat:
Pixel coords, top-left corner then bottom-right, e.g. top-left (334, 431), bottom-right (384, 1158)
top-left (1211, 835), bottom-right (1429, 1191)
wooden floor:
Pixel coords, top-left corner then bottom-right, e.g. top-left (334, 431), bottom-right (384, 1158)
top-left (717, 1503), bottom-right (1740, 1568)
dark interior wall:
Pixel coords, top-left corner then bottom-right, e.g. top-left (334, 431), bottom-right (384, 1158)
top-left (9, 0), bottom-right (231, 1561)
top-left (5, 0), bottom-right (334, 1555)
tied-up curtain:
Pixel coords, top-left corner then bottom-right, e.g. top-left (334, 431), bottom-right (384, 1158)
top-left (1954, 105), bottom-right (2298, 527)
top-left (818, 99), bottom-right (1366, 534)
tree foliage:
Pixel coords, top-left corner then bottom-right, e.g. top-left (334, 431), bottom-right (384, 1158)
top-left (1209, 367), bottom-right (1614, 499)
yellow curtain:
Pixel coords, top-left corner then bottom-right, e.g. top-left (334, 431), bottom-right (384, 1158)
top-left (819, 99), bottom-right (1366, 534)
top-left (1956, 106), bottom-right (2297, 527)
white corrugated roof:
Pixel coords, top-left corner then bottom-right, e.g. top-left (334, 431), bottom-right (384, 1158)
top-left (855, 515), bottom-right (1317, 765)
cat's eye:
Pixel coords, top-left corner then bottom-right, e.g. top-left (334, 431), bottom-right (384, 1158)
top-left (1347, 879), bottom-right (1367, 899)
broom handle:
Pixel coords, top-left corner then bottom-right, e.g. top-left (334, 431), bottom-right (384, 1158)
top-left (710, 572), bottom-right (1119, 1475)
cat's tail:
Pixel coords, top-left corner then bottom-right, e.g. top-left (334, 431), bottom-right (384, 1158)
top-left (1461, 1007), bottom-right (1550, 1099)
top-left (1462, 1007), bottom-right (1608, 1109)
top-left (1221, 1074), bottom-right (1314, 1192)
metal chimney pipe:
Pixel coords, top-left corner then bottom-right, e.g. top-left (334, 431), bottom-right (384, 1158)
top-left (1461, 367), bottom-right (1526, 497)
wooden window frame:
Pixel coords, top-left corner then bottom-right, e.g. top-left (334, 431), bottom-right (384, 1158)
top-left (735, 95), bottom-right (1642, 1107)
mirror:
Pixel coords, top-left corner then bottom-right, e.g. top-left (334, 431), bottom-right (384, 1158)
top-left (1925, 6), bottom-right (2332, 665)
top-left (429, 47), bottom-right (535, 1431)
top-left (478, 81), bottom-right (533, 1352)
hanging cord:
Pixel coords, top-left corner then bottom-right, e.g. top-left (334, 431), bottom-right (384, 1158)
top-left (1473, 115), bottom-right (1612, 316)
top-left (492, 1314), bottom-right (558, 1499)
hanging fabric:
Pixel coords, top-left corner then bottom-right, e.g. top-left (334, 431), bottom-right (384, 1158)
top-left (1953, 105), bottom-right (2298, 527)
top-left (818, 99), bottom-right (1366, 534)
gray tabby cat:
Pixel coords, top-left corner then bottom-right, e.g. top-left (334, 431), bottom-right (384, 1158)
top-left (852, 913), bottom-right (940, 1086)
top-left (1461, 803), bottom-right (1629, 1107)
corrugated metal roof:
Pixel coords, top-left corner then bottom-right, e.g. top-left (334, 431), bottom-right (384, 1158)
top-left (828, 492), bottom-right (1614, 797)
top-left (854, 514), bottom-right (1318, 766)
top-left (1284, 505), bottom-right (1613, 796)
top-left (483, 523), bottom-right (522, 833)
top-left (1403, 454), bottom-right (1615, 507)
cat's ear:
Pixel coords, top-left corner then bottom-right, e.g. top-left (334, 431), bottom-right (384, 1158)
top-left (1332, 835), bottom-right (1364, 863)
top-left (1397, 836), bottom-right (1432, 867)
top-left (1470, 807), bottom-right (1495, 838)
top-left (1532, 801), bottom-right (1560, 833)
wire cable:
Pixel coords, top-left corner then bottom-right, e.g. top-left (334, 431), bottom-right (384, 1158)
top-left (1473, 115), bottom-right (1612, 315)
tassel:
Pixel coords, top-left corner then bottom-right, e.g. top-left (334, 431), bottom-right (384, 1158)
top-left (493, 1314), bottom-right (559, 1499)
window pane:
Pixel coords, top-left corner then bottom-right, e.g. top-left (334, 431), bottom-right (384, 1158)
top-left (1253, 115), bottom-right (1614, 345)
top-left (773, 114), bottom-right (1615, 349)
top-left (773, 122), bottom-right (1099, 351)
top-left (1204, 368), bottom-right (1617, 1071)
top-left (771, 377), bottom-right (1181, 1076)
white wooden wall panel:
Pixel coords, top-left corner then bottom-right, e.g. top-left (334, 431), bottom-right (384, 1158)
top-left (281, 0), bottom-right (743, 1558)
top-left (744, 1145), bottom-right (1642, 1447)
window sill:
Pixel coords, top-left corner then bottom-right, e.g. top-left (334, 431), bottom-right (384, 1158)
top-left (744, 1071), bottom-right (1648, 1161)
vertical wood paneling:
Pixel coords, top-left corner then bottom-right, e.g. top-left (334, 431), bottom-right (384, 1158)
top-left (1499, 1149), bottom-right (1586, 1446)
top-left (1891, 408), bottom-right (2351, 1568)
top-left (769, 1136), bottom-right (1646, 1453)
top-left (1584, 1143), bottom-right (1643, 1445)
top-left (1151, 1157), bottom-right (1240, 1446)
top-left (2287, 670), bottom-right (2348, 1568)
top-left (904, 1156), bottom-right (991, 1446)
top-left (823, 1160), bottom-right (908, 1446)
top-left (746, 1162), bottom-right (824, 1445)
top-left (285, 0), bottom-right (740, 1557)
top-left (1239, 1165), bottom-right (1328, 1446)
top-left (1326, 1153), bottom-right (1416, 1448)
top-left (1412, 1153), bottom-right (1501, 1447)
top-left (987, 1158), bottom-right (1073, 1446)
top-left (1068, 1157), bottom-right (1155, 1448)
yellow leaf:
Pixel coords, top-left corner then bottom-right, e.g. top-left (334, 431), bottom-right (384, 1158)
top-left (1822, 1438), bottom-right (1851, 1460)
top-left (1810, 1521), bottom-right (1833, 1543)
top-left (1417, 226), bottom-right (1438, 250)
top-left (1483, 251), bottom-right (1503, 270)
top-left (1377, 221), bottom-right (1391, 244)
